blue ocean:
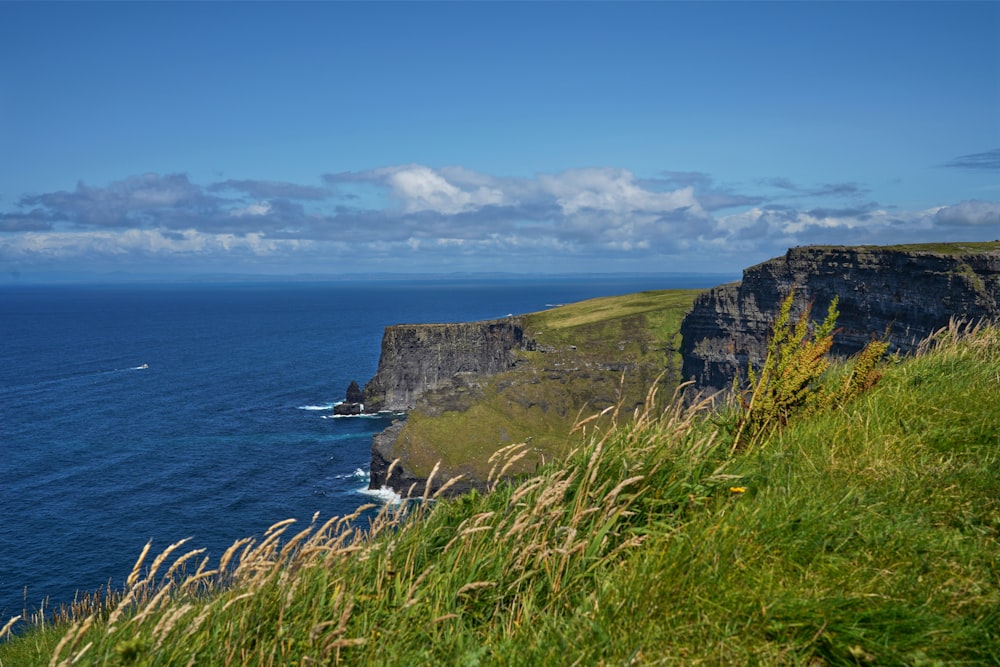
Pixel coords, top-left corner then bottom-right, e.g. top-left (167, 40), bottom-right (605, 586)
top-left (0, 276), bottom-right (726, 622)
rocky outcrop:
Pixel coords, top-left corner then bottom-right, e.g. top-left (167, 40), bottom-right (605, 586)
top-left (333, 381), bottom-right (364, 415)
top-left (680, 244), bottom-right (1000, 391)
top-left (362, 317), bottom-right (531, 413)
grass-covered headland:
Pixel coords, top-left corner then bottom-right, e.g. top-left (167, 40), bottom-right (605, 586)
top-left (2, 316), bottom-right (998, 665)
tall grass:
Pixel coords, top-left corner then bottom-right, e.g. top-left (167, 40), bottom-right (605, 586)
top-left (2, 323), bottom-right (998, 665)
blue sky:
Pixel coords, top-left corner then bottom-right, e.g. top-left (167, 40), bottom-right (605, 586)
top-left (1, 1), bottom-right (998, 281)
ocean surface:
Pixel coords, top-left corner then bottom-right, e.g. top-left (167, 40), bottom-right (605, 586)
top-left (0, 275), bottom-right (728, 622)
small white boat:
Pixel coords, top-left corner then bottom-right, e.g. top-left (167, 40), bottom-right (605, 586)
top-left (137, 363), bottom-right (149, 370)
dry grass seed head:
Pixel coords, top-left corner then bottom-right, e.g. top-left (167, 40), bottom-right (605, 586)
top-left (487, 442), bottom-right (529, 483)
top-left (48, 614), bottom-right (94, 667)
top-left (0, 615), bottom-right (21, 641)
top-left (403, 564), bottom-right (435, 608)
top-left (603, 475), bottom-right (645, 508)
top-left (163, 548), bottom-right (207, 582)
top-left (456, 581), bottom-right (497, 596)
top-left (127, 582), bottom-right (175, 628)
top-left (126, 542), bottom-right (153, 589)
top-left (385, 457), bottom-right (401, 484)
top-left (497, 450), bottom-right (531, 480)
top-left (152, 603), bottom-right (193, 649)
top-left (508, 476), bottom-right (547, 507)
top-left (142, 539), bottom-right (191, 586)
top-left (432, 474), bottom-right (467, 499)
top-left (531, 477), bottom-right (573, 518)
top-left (220, 592), bottom-right (255, 613)
top-left (217, 537), bottom-right (253, 576)
top-left (104, 589), bottom-right (136, 630)
top-left (243, 518), bottom-right (297, 563)
top-left (422, 461), bottom-right (441, 501)
top-left (277, 524), bottom-right (320, 570)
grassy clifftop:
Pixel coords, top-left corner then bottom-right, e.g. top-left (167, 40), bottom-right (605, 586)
top-left (4, 320), bottom-right (999, 665)
top-left (383, 289), bottom-right (702, 486)
top-left (803, 240), bottom-right (1000, 254)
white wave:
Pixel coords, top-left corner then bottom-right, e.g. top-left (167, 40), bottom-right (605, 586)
top-left (298, 402), bottom-right (336, 411)
top-left (321, 412), bottom-right (386, 420)
top-left (357, 485), bottom-right (402, 504)
top-left (333, 467), bottom-right (370, 480)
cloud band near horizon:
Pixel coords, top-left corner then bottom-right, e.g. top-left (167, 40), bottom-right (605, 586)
top-left (2, 163), bottom-right (998, 275)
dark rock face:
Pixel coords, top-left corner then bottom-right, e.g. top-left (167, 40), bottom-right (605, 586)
top-left (368, 420), bottom-right (405, 490)
top-left (362, 317), bottom-right (530, 413)
top-left (333, 380), bottom-right (365, 415)
top-left (680, 245), bottom-right (1000, 391)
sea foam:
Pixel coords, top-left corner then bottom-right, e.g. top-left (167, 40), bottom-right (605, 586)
top-left (357, 484), bottom-right (402, 504)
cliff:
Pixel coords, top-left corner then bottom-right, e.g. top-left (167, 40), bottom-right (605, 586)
top-left (363, 317), bottom-right (532, 497)
top-left (364, 242), bottom-right (1000, 498)
top-left (680, 242), bottom-right (1000, 390)
top-left (366, 290), bottom-right (702, 496)
top-left (362, 317), bottom-right (530, 413)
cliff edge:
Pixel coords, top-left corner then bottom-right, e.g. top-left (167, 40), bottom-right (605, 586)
top-left (680, 242), bottom-right (1000, 391)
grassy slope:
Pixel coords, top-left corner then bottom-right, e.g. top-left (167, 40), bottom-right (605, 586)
top-left (390, 289), bottom-right (702, 482)
top-left (3, 323), bottom-right (998, 666)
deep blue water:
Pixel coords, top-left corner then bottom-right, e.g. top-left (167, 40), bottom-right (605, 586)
top-left (0, 276), bottom-right (727, 622)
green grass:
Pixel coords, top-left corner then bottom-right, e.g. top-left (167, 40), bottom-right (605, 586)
top-left (3, 322), bottom-right (999, 666)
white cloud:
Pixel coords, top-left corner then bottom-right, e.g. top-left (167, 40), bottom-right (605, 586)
top-left (537, 168), bottom-right (701, 216)
top-left (373, 164), bottom-right (505, 214)
top-left (0, 228), bottom-right (298, 259)
top-left (229, 202), bottom-right (272, 217)
top-left (934, 200), bottom-right (1000, 227)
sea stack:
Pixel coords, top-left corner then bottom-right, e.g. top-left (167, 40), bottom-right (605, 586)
top-left (333, 380), bottom-right (364, 415)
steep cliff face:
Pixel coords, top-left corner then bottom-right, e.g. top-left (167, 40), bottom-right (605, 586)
top-left (362, 317), bottom-right (530, 413)
top-left (680, 243), bottom-right (1000, 390)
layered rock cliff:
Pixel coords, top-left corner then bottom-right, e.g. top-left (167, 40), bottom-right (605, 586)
top-left (362, 317), bottom-right (530, 413)
top-left (680, 243), bottom-right (1000, 391)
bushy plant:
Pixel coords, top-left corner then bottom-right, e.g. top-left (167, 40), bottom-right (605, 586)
top-left (730, 292), bottom-right (890, 452)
